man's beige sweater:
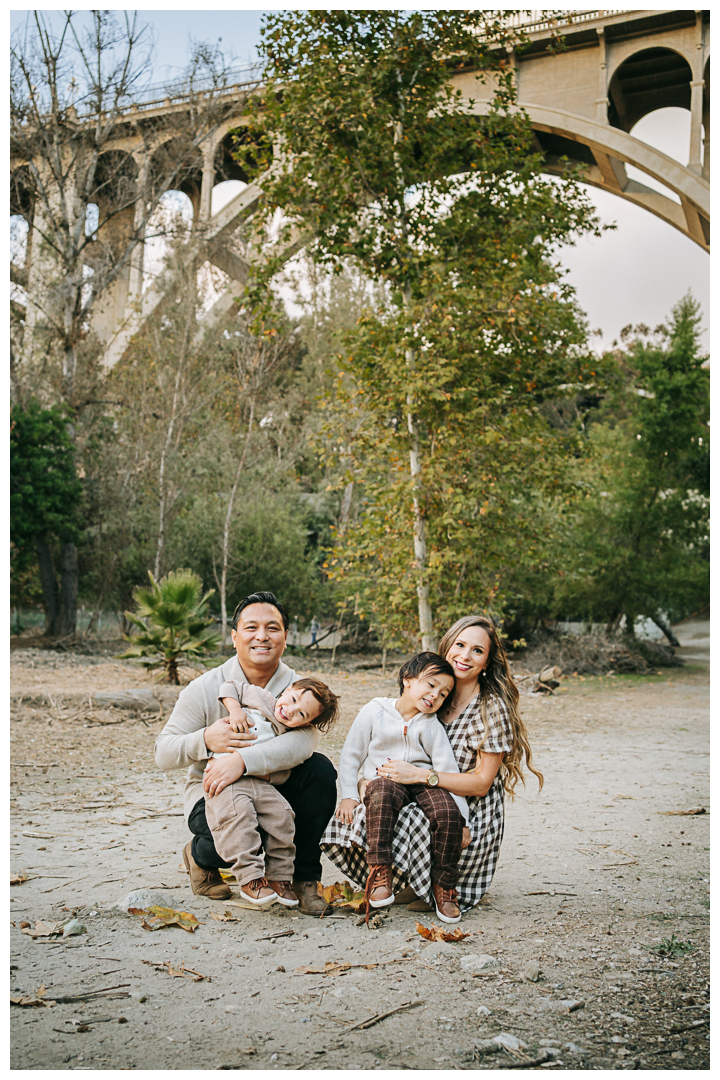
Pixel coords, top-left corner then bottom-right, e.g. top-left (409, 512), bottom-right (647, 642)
top-left (154, 655), bottom-right (319, 821)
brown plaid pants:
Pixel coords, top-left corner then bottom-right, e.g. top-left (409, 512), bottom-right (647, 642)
top-left (363, 777), bottom-right (464, 889)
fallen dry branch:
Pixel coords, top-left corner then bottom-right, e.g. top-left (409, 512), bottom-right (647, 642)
top-left (141, 960), bottom-right (209, 982)
top-left (340, 999), bottom-right (424, 1033)
top-left (294, 958), bottom-right (411, 977)
top-left (658, 807), bottom-right (707, 816)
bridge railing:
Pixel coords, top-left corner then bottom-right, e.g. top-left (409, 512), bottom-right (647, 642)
top-left (500, 10), bottom-right (631, 34)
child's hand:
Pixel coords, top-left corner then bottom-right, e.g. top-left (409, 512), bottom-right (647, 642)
top-left (461, 826), bottom-right (471, 850)
top-left (228, 708), bottom-right (251, 734)
top-left (220, 697), bottom-right (251, 734)
top-left (336, 798), bottom-right (360, 824)
top-left (204, 752), bottom-right (246, 796)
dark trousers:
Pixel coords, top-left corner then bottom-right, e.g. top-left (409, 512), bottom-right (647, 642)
top-left (189, 752), bottom-right (337, 882)
top-left (363, 777), bottom-right (464, 890)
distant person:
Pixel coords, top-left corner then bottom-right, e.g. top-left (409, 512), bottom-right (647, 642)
top-left (310, 616), bottom-right (320, 647)
top-left (155, 591), bottom-right (337, 916)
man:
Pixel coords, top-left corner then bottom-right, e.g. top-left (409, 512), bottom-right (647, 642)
top-left (155, 591), bottom-right (337, 915)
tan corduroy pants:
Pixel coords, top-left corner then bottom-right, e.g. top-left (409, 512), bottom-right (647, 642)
top-left (204, 777), bottom-right (296, 886)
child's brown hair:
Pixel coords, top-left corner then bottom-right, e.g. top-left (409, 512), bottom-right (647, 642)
top-left (291, 677), bottom-right (340, 733)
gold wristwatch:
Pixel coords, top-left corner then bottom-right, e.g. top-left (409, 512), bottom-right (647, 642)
top-left (426, 770), bottom-right (439, 787)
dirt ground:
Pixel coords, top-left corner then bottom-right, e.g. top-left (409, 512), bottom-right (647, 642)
top-left (10, 622), bottom-right (709, 1071)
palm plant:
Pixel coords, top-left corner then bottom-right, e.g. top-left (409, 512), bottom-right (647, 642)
top-left (119, 569), bottom-right (220, 684)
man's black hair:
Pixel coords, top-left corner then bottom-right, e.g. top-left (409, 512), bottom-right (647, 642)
top-left (231, 592), bottom-right (289, 631)
top-left (397, 651), bottom-right (455, 694)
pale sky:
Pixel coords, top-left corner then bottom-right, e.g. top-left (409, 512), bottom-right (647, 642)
top-left (11, 6), bottom-right (710, 352)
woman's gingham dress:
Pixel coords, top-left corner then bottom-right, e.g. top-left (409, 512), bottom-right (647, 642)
top-left (321, 695), bottom-right (513, 912)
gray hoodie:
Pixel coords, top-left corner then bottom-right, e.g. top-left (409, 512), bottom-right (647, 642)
top-left (338, 697), bottom-right (469, 823)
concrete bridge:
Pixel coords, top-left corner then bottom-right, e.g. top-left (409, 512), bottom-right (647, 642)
top-left (11, 10), bottom-right (710, 369)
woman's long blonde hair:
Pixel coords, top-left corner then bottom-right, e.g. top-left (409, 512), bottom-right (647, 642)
top-left (438, 614), bottom-right (543, 798)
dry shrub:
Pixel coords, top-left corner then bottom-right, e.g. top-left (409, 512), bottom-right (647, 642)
top-left (510, 633), bottom-right (684, 676)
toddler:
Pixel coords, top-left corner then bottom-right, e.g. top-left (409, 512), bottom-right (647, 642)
top-left (205, 676), bottom-right (339, 907)
top-left (335, 652), bottom-right (468, 924)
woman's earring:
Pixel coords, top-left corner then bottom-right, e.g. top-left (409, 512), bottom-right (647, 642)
top-left (481, 669), bottom-right (487, 677)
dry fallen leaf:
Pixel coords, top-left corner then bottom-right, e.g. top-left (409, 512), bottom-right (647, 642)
top-left (10, 985), bottom-right (56, 1008)
top-left (320, 880), bottom-right (367, 912)
top-left (209, 910), bottom-right (240, 922)
top-left (415, 921), bottom-right (470, 943)
top-left (21, 920), bottom-right (62, 940)
top-left (11, 870), bottom-right (29, 885)
top-left (128, 906), bottom-right (201, 933)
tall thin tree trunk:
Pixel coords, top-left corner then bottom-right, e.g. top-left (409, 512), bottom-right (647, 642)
top-left (401, 284), bottom-right (435, 651)
top-left (58, 539), bottom-right (78, 637)
top-left (154, 367), bottom-right (183, 579)
top-left (218, 401), bottom-right (255, 646)
top-left (34, 535), bottom-right (60, 635)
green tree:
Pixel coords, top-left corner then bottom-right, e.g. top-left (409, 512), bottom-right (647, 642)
top-left (10, 401), bottom-right (83, 634)
top-left (119, 569), bottom-right (220, 684)
top-left (234, 10), bottom-right (602, 647)
top-left (552, 294), bottom-right (709, 634)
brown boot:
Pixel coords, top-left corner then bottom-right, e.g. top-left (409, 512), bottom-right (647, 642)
top-left (292, 880), bottom-right (330, 917)
top-left (394, 886), bottom-right (418, 905)
top-left (240, 877), bottom-right (278, 907)
top-left (183, 842), bottom-right (232, 900)
top-left (433, 882), bottom-right (461, 924)
top-left (267, 880), bottom-right (299, 908)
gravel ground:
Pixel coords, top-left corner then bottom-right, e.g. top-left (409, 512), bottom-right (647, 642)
top-left (10, 622), bottom-right (709, 1070)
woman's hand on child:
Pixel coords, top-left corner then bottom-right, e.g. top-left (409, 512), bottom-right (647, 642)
top-left (336, 798), bottom-right (360, 824)
top-left (204, 716), bottom-right (257, 754)
top-left (461, 826), bottom-right (471, 850)
top-left (204, 752), bottom-right (246, 795)
top-left (376, 759), bottom-right (424, 784)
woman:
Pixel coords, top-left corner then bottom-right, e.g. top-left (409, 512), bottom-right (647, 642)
top-left (321, 615), bottom-right (543, 913)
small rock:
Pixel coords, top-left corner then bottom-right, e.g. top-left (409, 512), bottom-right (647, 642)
top-left (119, 889), bottom-right (178, 910)
top-left (564, 1042), bottom-right (586, 1057)
top-left (558, 998), bottom-right (584, 1013)
top-left (522, 959), bottom-right (541, 982)
top-left (610, 1012), bottom-right (636, 1024)
top-left (493, 1033), bottom-right (528, 1052)
top-left (611, 1036), bottom-right (628, 1044)
top-left (615, 1047), bottom-right (632, 1057)
top-left (19, 921), bottom-right (30, 929)
top-left (538, 1048), bottom-right (561, 1059)
top-left (61, 918), bottom-right (86, 938)
top-left (460, 953), bottom-right (499, 973)
top-left (424, 940), bottom-right (455, 960)
top-left (539, 1039), bottom-right (561, 1047)
top-left (275, 965), bottom-right (285, 973)
top-left (476, 1005), bottom-right (491, 1017)
top-left (670, 1051), bottom-right (685, 1060)
top-left (473, 1040), bottom-right (497, 1057)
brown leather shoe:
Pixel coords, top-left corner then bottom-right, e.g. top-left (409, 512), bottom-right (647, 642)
top-left (366, 865), bottom-right (394, 908)
top-left (433, 882), bottom-right (461, 924)
top-left (292, 880), bottom-right (330, 917)
top-left (183, 841), bottom-right (232, 900)
top-left (267, 880), bottom-right (299, 907)
top-left (240, 877), bottom-right (278, 906)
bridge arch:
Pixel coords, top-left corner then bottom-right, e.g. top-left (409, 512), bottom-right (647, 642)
top-left (607, 47), bottom-right (693, 133)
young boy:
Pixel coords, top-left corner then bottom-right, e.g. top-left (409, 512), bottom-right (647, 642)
top-left (335, 652), bottom-right (468, 924)
top-left (204, 677), bottom-right (339, 908)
